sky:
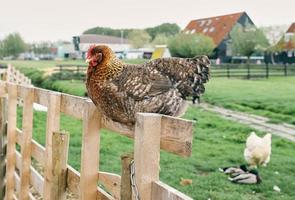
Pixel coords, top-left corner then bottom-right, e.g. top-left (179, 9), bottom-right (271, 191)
top-left (0, 0), bottom-right (294, 42)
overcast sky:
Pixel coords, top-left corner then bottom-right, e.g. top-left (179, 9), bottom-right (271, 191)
top-left (0, 0), bottom-right (294, 42)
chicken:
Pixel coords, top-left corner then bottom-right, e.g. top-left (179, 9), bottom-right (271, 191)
top-left (244, 132), bottom-right (272, 167)
top-left (85, 45), bottom-right (210, 125)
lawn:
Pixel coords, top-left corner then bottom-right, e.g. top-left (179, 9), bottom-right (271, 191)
top-left (203, 77), bottom-right (295, 125)
top-left (41, 76), bottom-right (295, 126)
top-left (0, 59), bottom-right (146, 71)
top-left (16, 106), bottom-right (295, 200)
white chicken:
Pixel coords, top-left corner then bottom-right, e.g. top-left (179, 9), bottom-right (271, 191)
top-left (244, 132), bottom-right (272, 167)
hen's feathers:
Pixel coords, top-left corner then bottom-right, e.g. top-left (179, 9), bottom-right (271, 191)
top-left (86, 45), bottom-right (210, 124)
top-left (244, 132), bottom-right (272, 167)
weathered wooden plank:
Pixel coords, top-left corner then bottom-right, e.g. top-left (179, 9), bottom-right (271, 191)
top-left (33, 88), bottom-right (51, 107)
top-left (60, 93), bottom-right (87, 119)
top-left (43, 91), bottom-right (61, 200)
top-left (80, 100), bottom-right (101, 200)
top-left (120, 153), bottom-right (133, 200)
top-left (5, 83), bottom-right (18, 199)
top-left (99, 171), bottom-right (121, 200)
top-left (20, 87), bottom-right (34, 200)
top-left (51, 131), bottom-right (69, 200)
top-left (0, 82), bottom-right (7, 97)
top-left (31, 140), bottom-right (45, 166)
top-left (15, 149), bottom-right (44, 197)
top-left (160, 115), bottom-right (193, 157)
top-left (134, 113), bottom-right (161, 200)
top-left (152, 181), bottom-right (193, 200)
top-left (66, 166), bottom-right (80, 195)
top-left (30, 166), bottom-right (44, 196)
top-left (14, 171), bottom-right (20, 196)
top-left (102, 114), bottom-right (193, 157)
top-left (29, 192), bottom-right (37, 200)
top-left (16, 128), bottom-right (46, 167)
top-left (66, 166), bottom-right (115, 200)
top-left (0, 97), bottom-right (7, 199)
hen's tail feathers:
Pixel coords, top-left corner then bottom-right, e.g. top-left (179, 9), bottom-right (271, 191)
top-left (189, 55), bottom-right (211, 100)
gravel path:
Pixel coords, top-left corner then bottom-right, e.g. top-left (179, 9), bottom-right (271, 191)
top-left (194, 103), bottom-right (295, 142)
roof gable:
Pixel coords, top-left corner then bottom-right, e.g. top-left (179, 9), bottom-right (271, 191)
top-left (184, 12), bottom-right (245, 46)
top-left (286, 23), bottom-right (295, 33)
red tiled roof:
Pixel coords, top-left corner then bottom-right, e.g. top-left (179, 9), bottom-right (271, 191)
top-left (286, 23), bottom-right (295, 33)
top-left (184, 12), bottom-right (245, 46)
top-left (284, 41), bottom-right (295, 50)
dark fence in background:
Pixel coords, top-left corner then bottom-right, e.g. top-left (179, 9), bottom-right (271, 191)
top-left (56, 64), bottom-right (87, 74)
top-left (211, 64), bottom-right (295, 79)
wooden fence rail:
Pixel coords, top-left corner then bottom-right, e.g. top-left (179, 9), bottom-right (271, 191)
top-left (0, 79), bottom-right (193, 200)
top-left (211, 64), bottom-right (295, 79)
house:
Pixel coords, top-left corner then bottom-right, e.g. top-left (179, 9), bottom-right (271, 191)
top-left (75, 34), bottom-right (131, 58)
top-left (151, 45), bottom-right (171, 59)
top-left (184, 12), bottom-right (255, 62)
top-left (57, 42), bottom-right (77, 59)
top-left (284, 23), bottom-right (295, 50)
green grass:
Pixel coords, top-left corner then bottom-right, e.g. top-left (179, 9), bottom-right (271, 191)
top-left (0, 59), bottom-right (146, 71)
top-left (50, 80), bottom-right (86, 97)
top-left (0, 60), bottom-right (86, 71)
top-left (16, 106), bottom-right (295, 199)
top-left (203, 77), bottom-right (295, 125)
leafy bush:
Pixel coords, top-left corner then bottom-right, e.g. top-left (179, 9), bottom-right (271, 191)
top-left (168, 33), bottom-right (215, 58)
top-left (19, 68), bottom-right (45, 87)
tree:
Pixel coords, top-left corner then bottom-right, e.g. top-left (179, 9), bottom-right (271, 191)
top-left (1, 33), bottom-right (26, 58)
top-left (127, 30), bottom-right (151, 48)
top-left (83, 26), bottom-right (132, 38)
top-left (168, 33), bottom-right (215, 58)
top-left (230, 24), bottom-right (269, 61)
top-left (145, 23), bottom-right (180, 40)
top-left (29, 42), bottom-right (52, 55)
top-left (260, 25), bottom-right (287, 46)
top-left (151, 34), bottom-right (170, 46)
top-left (0, 40), bottom-right (3, 58)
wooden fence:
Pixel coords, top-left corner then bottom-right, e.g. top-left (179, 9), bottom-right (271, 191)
top-left (0, 78), bottom-right (194, 199)
top-left (0, 64), bottom-right (31, 86)
top-left (211, 64), bottom-right (295, 79)
top-left (55, 64), bottom-right (87, 74)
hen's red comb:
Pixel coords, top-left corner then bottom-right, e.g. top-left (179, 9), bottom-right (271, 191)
top-left (87, 45), bottom-right (96, 59)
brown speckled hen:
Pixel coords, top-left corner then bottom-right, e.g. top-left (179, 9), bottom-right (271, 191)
top-left (86, 45), bottom-right (210, 125)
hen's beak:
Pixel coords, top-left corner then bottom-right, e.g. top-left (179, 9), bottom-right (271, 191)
top-left (86, 58), bottom-right (90, 63)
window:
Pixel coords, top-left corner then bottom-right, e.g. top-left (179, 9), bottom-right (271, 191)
top-left (203, 28), bottom-right (208, 33)
top-left (209, 27), bottom-right (215, 32)
top-left (207, 19), bottom-right (212, 26)
top-left (191, 29), bottom-right (196, 34)
top-left (199, 20), bottom-right (206, 27)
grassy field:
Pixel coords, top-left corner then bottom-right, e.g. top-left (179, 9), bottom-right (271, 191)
top-left (0, 59), bottom-right (146, 71)
top-left (37, 76), bottom-right (295, 126)
top-left (16, 106), bottom-right (295, 200)
top-left (203, 77), bottom-right (295, 125)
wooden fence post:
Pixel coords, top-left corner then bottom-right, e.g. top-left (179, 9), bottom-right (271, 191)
top-left (226, 65), bottom-right (230, 78)
top-left (120, 153), bottom-right (133, 200)
top-left (134, 113), bottom-right (161, 200)
top-left (80, 100), bottom-right (101, 200)
top-left (52, 131), bottom-right (70, 200)
top-left (265, 64), bottom-right (269, 79)
top-left (19, 87), bottom-right (34, 200)
top-left (247, 64), bottom-right (250, 79)
top-left (5, 84), bottom-right (18, 199)
top-left (43, 92), bottom-right (61, 200)
top-left (284, 63), bottom-right (288, 76)
top-left (0, 97), bottom-right (8, 199)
